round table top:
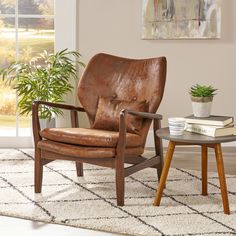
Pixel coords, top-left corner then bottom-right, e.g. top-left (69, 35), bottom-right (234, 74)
top-left (156, 127), bottom-right (236, 144)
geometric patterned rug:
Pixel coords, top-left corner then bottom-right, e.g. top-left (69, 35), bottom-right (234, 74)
top-left (0, 149), bottom-right (236, 236)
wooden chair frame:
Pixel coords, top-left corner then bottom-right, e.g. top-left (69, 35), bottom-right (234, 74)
top-left (32, 100), bottom-right (164, 206)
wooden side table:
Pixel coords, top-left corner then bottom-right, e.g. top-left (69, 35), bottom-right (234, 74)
top-left (154, 127), bottom-right (236, 215)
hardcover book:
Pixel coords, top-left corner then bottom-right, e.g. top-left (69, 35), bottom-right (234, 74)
top-left (185, 115), bottom-right (234, 127)
top-left (185, 123), bottom-right (236, 137)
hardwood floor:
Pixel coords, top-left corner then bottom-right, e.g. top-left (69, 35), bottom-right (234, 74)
top-left (1, 147), bottom-right (235, 235)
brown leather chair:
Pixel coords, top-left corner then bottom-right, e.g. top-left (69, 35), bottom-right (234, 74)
top-left (32, 53), bottom-right (167, 206)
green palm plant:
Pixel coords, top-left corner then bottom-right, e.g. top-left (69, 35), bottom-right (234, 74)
top-left (0, 49), bottom-right (85, 119)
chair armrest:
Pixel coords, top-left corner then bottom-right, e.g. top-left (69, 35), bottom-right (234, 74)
top-left (116, 109), bottom-right (162, 154)
top-left (32, 100), bottom-right (85, 112)
top-left (121, 109), bottom-right (162, 120)
top-left (32, 100), bottom-right (86, 145)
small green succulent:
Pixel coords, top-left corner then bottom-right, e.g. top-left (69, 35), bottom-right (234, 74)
top-left (189, 84), bottom-right (217, 97)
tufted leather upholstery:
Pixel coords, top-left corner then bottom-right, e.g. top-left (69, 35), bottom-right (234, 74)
top-left (33, 53), bottom-right (167, 206)
top-left (40, 128), bottom-right (142, 148)
top-left (40, 54), bottom-right (166, 152)
top-left (38, 140), bottom-right (144, 159)
top-left (92, 97), bottom-right (149, 134)
top-left (78, 53), bottom-right (166, 146)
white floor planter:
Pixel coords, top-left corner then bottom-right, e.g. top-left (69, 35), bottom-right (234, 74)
top-left (39, 118), bottom-right (55, 129)
top-left (191, 96), bottom-right (213, 117)
top-left (32, 118), bottom-right (55, 147)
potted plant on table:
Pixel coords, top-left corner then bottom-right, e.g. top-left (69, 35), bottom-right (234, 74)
top-left (0, 49), bottom-right (85, 128)
top-left (189, 84), bottom-right (217, 117)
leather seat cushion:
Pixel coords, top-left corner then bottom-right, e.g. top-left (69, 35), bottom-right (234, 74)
top-left (38, 140), bottom-right (144, 158)
top-left (40, 127), bottom-right (142, 148)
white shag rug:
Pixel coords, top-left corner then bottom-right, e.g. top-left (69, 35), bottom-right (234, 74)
top-left (0, 149), bottom-right (236, 236)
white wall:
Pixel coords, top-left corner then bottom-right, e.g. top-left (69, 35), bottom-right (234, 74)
top-left (77, 0), bottom-right (236, 140)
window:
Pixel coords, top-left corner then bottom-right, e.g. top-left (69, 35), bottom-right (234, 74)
top-left (0, 0), bottom-right (54, 138)
top-left (0, 0), bottom-right (77, 147)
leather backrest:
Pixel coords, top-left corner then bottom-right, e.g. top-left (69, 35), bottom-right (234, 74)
top-left (77, 53), bottom-right (167, 146)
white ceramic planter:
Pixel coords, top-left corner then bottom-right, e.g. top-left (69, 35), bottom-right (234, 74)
top-left (191, 96), bottom-right (213, 118)
top-left (39, 118), bottom-right (55, 129)
top-left (191, 101), bottom-right (212, 117)
top-left (32, 118), bottom-right (55, 147)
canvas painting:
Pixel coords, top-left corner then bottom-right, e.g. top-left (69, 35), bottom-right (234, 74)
top-left (142, 0), bottom-right (221, 39)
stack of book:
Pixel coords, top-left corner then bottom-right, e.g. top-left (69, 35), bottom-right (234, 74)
top-left (184, 115), bottom-right (236, 137)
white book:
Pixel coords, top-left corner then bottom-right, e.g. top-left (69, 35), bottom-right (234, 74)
top-left (185, 123), bottom-right (236, 137)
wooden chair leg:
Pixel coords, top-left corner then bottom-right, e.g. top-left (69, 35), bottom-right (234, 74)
top-left (201, 145), bottom-right (208, 196)
top-left (35, 148), bottom-right (43, 193)
top-left (76, 162), bottom-right (83, 177)
top-left (214, 144), bottom-right (230, 214)
top-left (115, 156), bottom-right (125, 206)
top-left (153, 141), bottom-right (175, 206)
top-left (154, 119), bottom-right (164, 181)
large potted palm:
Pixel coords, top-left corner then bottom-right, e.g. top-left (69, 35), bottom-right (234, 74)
top-left (0, 49), bottom-right (85, 128)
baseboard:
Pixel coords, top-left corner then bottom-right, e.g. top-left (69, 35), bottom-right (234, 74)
top-left (146, 130), bottom-right (236, 148)
top-left (0, 137), bottom-right (33, 148)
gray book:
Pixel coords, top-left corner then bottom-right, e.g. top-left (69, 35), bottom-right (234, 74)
top-left (185, 115), bottom-right (234, 127)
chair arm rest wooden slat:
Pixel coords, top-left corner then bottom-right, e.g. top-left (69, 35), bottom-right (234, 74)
top-left (32, 100), bottom-right (86, 145)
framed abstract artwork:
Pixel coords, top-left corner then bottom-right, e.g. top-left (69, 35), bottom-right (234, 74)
top-left (142, 0), bottom-right (221, 39)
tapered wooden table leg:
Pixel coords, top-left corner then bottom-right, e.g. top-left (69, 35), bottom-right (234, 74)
top-left (154, 141), bottom-right (175, 206)
top-left (155, 127), bottom-right (235, 214)
top-left (201, 145), bottom-right (208, 196)
top-left (214, 144), bottom-right (230, 214)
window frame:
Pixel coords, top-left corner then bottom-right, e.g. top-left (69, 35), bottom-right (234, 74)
top-left (0, 0), bottom-right (77, 148)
